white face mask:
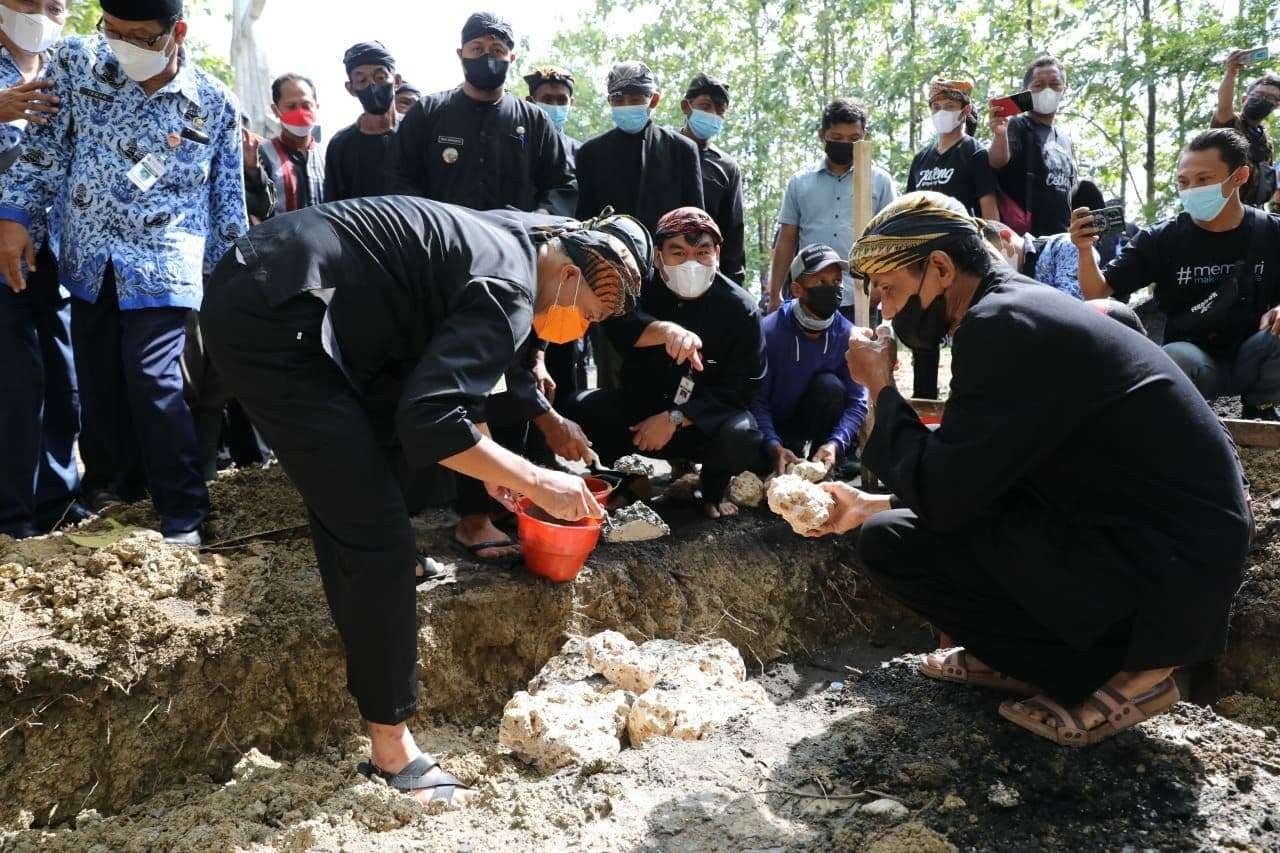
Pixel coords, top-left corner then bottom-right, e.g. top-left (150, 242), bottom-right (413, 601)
top-left (1031, 88), bottom-right (1062, 115)
top-left (107, 36), bottom-right (173, 83)
top-left (662, 259), bottom-right (717, 299)
top-left (0, 6), bottom-right (62, 54)
top-left (931, 109), bottom-right (962, 135)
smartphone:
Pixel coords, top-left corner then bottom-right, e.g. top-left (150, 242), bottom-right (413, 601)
top-left (989, 91), bottom-right (1034, 118)
top-left (1242, 46), bottom-right (1271, 64)
top-left (1089, 206), bottom-right (1125, 238)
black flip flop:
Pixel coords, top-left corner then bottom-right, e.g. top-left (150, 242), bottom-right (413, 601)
top-left (357, 755), bottom-right (471, 804)
top-left (415, 552), bottom-right (447, 585)
top-left (450, 535), bottom-right (522, 566)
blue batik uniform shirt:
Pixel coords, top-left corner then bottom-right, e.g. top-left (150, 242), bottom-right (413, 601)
top-left (0, 35), bottom-right (246, 310)
top-left (0, 44), bottom-right (52, 251)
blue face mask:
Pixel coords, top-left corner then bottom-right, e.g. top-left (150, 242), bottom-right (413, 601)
top-left (537, 102), bottom-right (570, 132)
top-left (1179, 176), bottom-right (1235, 222)
top-left (612, 104), bottom-right (651, 134)
top-left (687, 108), bottom-right (724, 141)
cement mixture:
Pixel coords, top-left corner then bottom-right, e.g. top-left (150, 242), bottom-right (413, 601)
top-left (602, 503), bottom-right (670, 543)
top-left (2, 448), bottom-right (1280, 851)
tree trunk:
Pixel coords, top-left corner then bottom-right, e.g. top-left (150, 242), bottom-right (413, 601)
top-left (1119, 0), bottom-right (1130, 210)
top-left (1142, 0), bottom-right (1157, 211)
top-left (907, 0), bottom-right (918, 152)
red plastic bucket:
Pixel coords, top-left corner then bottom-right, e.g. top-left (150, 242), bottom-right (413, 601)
top-left (583, 476), bottom-right (614, 504)
top-left (515, 497), bottom-right (602, 583)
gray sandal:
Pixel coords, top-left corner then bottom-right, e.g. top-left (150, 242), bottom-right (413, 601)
top-left (357, 755), bottom-right (471, 803)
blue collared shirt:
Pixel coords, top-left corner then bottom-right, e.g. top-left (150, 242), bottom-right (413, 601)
top-left (779, 159), bottom-right (897, 306)
top-left (0, 36), bottom-right (247, 310)
top-left (0, 45), bottom-right (53, 250)
top-left (0, 47), bottom-right (27, 155)
top-left (1030, 232), bottom-right (1091, 300)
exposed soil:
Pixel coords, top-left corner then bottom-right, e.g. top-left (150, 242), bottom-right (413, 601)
top-left (5, 659), bottom-right (1277, 852)
top-left (0, 436), bottom-right (1278, 850)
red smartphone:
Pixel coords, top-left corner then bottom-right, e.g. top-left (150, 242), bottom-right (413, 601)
top-left (989, 91), bottom-right (1034, 118)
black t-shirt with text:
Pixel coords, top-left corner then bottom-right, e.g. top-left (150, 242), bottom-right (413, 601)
top-left (1103, 208), bottom-right (1280, 352)
top-left (995, 114), bottom-right (1077, 236)
top-left (906, 135), bottom-right (999, 216)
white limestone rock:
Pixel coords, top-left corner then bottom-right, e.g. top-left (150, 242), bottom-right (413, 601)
top-left (499, 680), bottom-right (632, 774)
top-left (786, 460), bottom-right (828, 483)
top-left (766, 474), bottom-right (833, 534)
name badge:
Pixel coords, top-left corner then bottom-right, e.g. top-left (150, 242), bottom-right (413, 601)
top-left (127, 153), bottom-right (166, 192)
top-left (674, 374), bottom-right (695, 405)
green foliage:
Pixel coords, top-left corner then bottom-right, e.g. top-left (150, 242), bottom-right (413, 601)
top-left (530, 0), bottom-right (1274, 288)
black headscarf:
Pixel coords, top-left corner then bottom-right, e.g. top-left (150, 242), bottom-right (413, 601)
top-left (343, 41), bottom-right (395, 75)
top-left (684, 73), bottom-right (730, 107)
top-left (461, 12), bottom-right (514, 49)
top-left (100, 0), bottom-right (182, 21)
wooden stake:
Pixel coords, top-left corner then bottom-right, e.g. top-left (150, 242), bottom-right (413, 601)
top-left (850, 139), bottom-right (874, 328)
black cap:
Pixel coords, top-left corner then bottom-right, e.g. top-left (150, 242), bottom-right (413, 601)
top-left (101, 0), bottom-right (183, 21)
top-left (461, 11), bottom-right (515, 49)
top-left (396, 82), bottom-right (422, 97)
top-left (343, 41), bottom-right (395, 75)
top-left (685, 73), bottom-right (730, 107)
top-left (524, 66), bottom-right (575, 97)
top-left (790, 243), bottom-right (849, 281)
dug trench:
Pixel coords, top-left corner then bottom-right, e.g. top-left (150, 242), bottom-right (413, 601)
top-left (0, 448), bottom-right (1276, 849)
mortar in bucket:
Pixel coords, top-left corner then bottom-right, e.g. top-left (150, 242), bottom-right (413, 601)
top-left (515, 496), bottom-right (603, 582)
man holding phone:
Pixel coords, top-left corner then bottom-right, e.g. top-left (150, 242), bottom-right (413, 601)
top-left (1073, 129), bottom-right (1280, 421)
top-left (1213, 49), bottom-right (1280, 208)
top-left (989, 55), bottom-right (1077, 236)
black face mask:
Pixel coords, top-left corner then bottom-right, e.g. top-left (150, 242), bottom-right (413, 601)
top-left (356, 81), bottom-right (395, 115)
top-left (462, 56), bottom-right (510, 91)
top-left (891, 265), bottom-right (950, 351)
top-left (825, 140), bottom-right (854, 165)
top-left (1243, 97), bottom-right (1276, 123)
top-left (803, 284), bottom-right (843, 320)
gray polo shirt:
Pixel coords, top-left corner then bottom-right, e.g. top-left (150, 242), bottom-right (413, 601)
top-left (779, 159), bottom-right (897, 305)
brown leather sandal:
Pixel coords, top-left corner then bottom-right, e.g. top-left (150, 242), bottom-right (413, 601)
top-left (920, 648), bottom-right (1040, 696)
top-left (998, 676), bottom-right (1180, 748)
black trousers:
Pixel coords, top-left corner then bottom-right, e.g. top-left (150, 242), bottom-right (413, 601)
top-left (72, 269), bottom-right (208, 534)
top-left (911, 347), bottom-right (940, 400)
top-left (202, 255), bottom-right (419, 725)
top-left (775, 372), bottom-right (846, 459)
top-left (564, 388), bottom-right (762, 503)
top-left (855, 509), bottom-right (1133, 705)
top-left (0, 246), bottom-right (79, 537)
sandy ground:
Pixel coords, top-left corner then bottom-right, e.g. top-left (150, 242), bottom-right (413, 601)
top-left (4, 653), bottom-right (1276, 852)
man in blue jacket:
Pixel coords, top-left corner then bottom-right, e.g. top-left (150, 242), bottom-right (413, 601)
top-left (751, 244), bottom-right (868, 476)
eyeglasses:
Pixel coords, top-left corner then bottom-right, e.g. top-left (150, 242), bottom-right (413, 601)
top-left (97, 17), bottom-right (173, 50)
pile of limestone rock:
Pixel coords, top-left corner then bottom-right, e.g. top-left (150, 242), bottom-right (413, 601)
top-left (498, 631), bottom-right (769, 774)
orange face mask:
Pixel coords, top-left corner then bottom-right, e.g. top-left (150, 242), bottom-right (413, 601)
top-left (532, 270), bottom-right (591, 344)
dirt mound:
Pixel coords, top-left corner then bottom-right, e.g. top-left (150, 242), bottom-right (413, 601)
top-left (1211, 448), bottom-right (1280, 716)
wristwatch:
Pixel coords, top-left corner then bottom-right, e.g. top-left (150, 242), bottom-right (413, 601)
top-left (668, 409), bottom-right (687, 427)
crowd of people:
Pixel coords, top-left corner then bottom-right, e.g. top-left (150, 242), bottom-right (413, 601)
top-left (0, 0), bottom-right (1271, 801)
